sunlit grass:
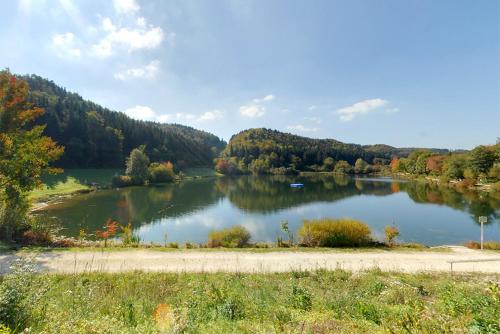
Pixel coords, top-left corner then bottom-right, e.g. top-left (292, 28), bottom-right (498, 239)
top-left (2, 267), bottom-right (498, 333)
top-left (28, 177), bottom-right (90, 201)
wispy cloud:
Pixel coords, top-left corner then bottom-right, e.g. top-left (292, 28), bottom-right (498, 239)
top-left (336, 98), bottom-right (388, 122)
top-left (114, 60), bottom-right (160, 80)
top-left (308, 105), bottom-right (317, 111)
top-left (113, 0), bottom-right (139, 15)
top-left (252, 94), bottom-right (275, 103)
top-left (90, 16), bottom-right (164, 57)
top-left (303, 116), bottom-right (321, 124)
top-left (286, 124), bottom-right (319, 132)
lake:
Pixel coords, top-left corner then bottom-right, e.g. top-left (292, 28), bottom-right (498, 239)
top-left (37, 175), bottom-right (500, 246)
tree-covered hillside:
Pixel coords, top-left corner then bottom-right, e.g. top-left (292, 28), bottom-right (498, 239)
top-left (363, 144), bottom-right (450, 160)
top-left (21, 74), bottom-right (226, 168)
top-left (216, 128), bottom-right (460, 175)
top-left (217, 128), bottom-right (378, 174)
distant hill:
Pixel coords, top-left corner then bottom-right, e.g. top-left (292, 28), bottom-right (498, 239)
top-left (220, 128), bottom-right (452, 173)
top-left (363, 144), bottom-right (451, 159)
top-left (20, 74), bottom-right (226, 168)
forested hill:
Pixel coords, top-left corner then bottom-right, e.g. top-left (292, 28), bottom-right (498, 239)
top-left (219, 128), bottom-right (375, 173)
top-left (218, 128), bottom-right (452, 174)
top-left (363, 144), bottom-right (451, 160)
top-left (21, 74), bottom-right (226, 168)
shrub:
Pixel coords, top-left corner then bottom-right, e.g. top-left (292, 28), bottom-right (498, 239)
top-left (96, 218), bottom-right (119, 247)
top-left (466, 240), bottom-right (500, 250)
top-left (207, 225), bottom-right (251, 248)
top-left (149, 162), bottom-right (175, 183)
top-left (298, 218), bottom-right (372, 247)
top-left (120, 223), bottom-right (141, 246)
top-left (384, 225), bottom-right (399, 246)
top-left (111, 175), bottom-right (142, 188)
top-left (19, 216), bottom-right (61, 246)
top-left (167, 242), bottom-right (179, 248)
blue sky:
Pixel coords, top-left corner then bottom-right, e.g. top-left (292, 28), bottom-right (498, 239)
top-left (0, 0), bottom-right (498, 149)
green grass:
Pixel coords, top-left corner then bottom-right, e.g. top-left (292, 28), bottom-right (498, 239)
top-left (28, 177), bottom-right (90, 201)
top-left (2, 267), bottom-right (498, 333)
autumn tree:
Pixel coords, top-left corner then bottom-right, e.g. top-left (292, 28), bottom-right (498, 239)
top-left (125, 146), bottom-right (150, 183)
top-left (426, 155), bottom-right (445, 175)
top-left (390, 157), bottom-right (400, 173)
top-left (0, 70), bottom-right (64, 240)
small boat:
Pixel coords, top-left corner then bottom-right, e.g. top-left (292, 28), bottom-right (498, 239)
top-left (290, 183), bottom-right (304, 188)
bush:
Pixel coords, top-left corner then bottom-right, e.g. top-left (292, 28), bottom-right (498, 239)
top-left (207, 225), bottom-right (251, 248)
top-left (111, 175), bottom-right (142, 188)
top-left (298, 218), bottom-right (372, 247)
top-left (384, 226), bottom-right (399, 246)
top-left (149, 162), bottom-right (175, 183)
top-left (466, 241), bottom-right (500, 250)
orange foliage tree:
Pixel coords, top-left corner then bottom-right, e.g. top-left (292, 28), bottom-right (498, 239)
top-left (426, 155), bottom-right (445, 175)
top-left (0, 70), bottom-right (64, 240)
top-left (389, 157), bottom-right (400, 173)
top-left (96, 218), bottom-right (119, 247)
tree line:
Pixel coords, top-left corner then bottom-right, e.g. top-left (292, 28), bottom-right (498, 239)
top-left (22, 74), bottom-right (226, 168)
top-left (214, 128), bottom-right (454, 176)
top-left (390, 145), bottom-right (500, 184)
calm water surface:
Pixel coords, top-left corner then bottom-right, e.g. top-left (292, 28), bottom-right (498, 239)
top-left (38, 175), bottom-right (500, 246)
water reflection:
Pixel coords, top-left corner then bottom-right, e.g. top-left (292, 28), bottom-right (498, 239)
top-left (38, 175), bottom-right (500, 245)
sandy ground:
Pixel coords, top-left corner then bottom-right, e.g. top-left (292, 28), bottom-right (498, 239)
top-left (1, 247), bottom-right (499, 274)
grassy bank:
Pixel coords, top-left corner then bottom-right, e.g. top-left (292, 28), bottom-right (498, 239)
top-left (2, 265), bottom-right (498, 333)
top-left (28, 177), bottom-right (90, 201)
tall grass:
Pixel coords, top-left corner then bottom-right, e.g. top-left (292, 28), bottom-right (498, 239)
top-left (207, 225), bottom-right (251, 248)
top-left (298, 218), bottom-right (372, 247)
top-left (1, 269), bottom-right (498, 333)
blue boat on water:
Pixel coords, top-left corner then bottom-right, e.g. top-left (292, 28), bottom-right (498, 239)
top-left (290, 183), bottom-right (304, 188)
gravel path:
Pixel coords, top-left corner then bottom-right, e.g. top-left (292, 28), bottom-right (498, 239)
top-left (1, 247), bottom-right (499, 274)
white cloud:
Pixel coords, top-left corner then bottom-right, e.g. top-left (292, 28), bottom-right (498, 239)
top-left (386, 107), bottom-right (400, 114)
top-left (91, 17), bottom-right (164, 57)
top-left (157, 114), bottom-right (171, 123)
top-left (239, 104), bottom-right (265, 118)
top-left (51, 32), bottom-right (81, 58)
top-left (308, 105), bottom-right (317, 111)
top-left (239, 94), bottom-right (274, 118)
top-left (114, 60), bottom-right (160, 80)
top-left (286, 124), bottom-right (319, 132)
top-left (123, 105), bottom-right (156, 121)
top-left (336, 98), bottom-right (388, 122)
top-left (197, 110), bottom-right (223, 122)
top-left (113, 0), bottom-right (140, 14)
top-left (252, 94), bottom-right (275, 103)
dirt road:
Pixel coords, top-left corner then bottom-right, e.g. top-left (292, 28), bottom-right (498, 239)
top-left (1, 247), bottom-right (499, 274)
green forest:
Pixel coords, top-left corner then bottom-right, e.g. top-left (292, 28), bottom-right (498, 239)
top-left (214, 128), bottom-right (468, 176)
top-left (6, 72), bottom-right (500, 187)
top-left (22, 74), bottom-right (226, 168)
